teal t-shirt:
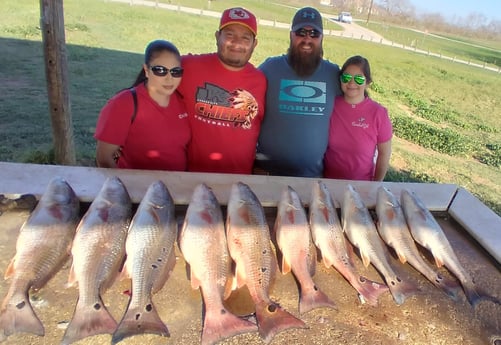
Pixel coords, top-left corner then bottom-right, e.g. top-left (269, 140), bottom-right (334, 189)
top-left (256, 55), bottom-right (341, 177)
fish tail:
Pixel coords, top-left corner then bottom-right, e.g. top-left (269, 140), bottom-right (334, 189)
top-left (298, 285), bottom-right (337, 315)
top-left (353, 276), bottom-right (389, 307)
top-left (388, 278), bottom-right (420, 306)
top-left (255, 302), bottom-right (306, 344)
top-left (111, 300), bottom-right (169, 344)
top-left (0, 293), bottom-right (44, 337)
top-left (463, 284), bottom-right (501, 308)
top-left (431, 274), bottom-right (461, 300)
top-left (201, 307), bottom-right (257, 345)
top-left (61, 298), bottom-right (117, 345)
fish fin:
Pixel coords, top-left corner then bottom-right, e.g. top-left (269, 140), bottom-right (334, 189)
top-left (255, 302), bottom-right (306, 343)
top-left (66, 264), bottom-right (77, 288)
top-left (111, 299), bottom-right (169, 344)
top-left (223, 274), bottom-right (234, 300)
top-left (281, 256), bottom-right (291, 275)
top-left (190, 271), bottom-right (202, 291)
top-left (387, 277), bottom-right (420, 305)
top-left (360, 252), bottom-right (372, 268)
top-left (3, 258), bottom-right (15, 280)
top-left (234, 262), bottom-right (246, 290)
top-left (396, 251), bottom-right (407, 264)
top-left (61, 298), bottom-right (117, 345)
top-left (0, 292), bottom-right (44, 337)
top-left (299, 285), bottom-right (337, 315)
top-left (201, 307), bottom-right (257, 345)
top-left (354, 276), bottom-right (389, 307)
top-left (321, 255), bottom-right (333, 269)
top-left (433, 255), bottom-right (445, 268)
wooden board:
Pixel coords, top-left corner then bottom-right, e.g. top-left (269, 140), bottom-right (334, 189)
top-left (0, 162), bottom-right (456, 209)
top-left (449, 187), bottom-right (501, 264)
top-left (1, 162), bottom-right (498, 264)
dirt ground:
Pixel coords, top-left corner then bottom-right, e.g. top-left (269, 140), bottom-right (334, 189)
top-left (0, 207), bottom-right (499, 345)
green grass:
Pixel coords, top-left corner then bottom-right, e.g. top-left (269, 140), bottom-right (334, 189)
top-left (0, 0), bottom-right (500, 216)
top-left (358, 21), bottom-right (501, 69)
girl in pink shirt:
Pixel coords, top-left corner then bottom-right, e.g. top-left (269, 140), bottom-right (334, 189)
top-left (324, 55), bottom-right (392, 181)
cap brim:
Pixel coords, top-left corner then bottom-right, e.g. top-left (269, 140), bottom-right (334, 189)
top-left (220, 22), bottom-right (257, 36)
top-left (291, 23), bottom-right (323, 33)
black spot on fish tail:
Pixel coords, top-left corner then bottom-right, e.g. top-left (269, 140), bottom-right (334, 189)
top-left (145, 304), bottom-right (153, 312)
top-left (93, 303), bottom-right (101, 310)
top-left (267, 304), bottom-right (278, 313)
top-left (16, 301), bottom-right (26, 309)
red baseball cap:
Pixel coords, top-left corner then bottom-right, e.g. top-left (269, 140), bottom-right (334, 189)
top-left (219, 7), bottom-right (257, 36)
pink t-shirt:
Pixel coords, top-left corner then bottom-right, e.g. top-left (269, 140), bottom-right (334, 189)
top-left (324, 96), bottom-right (392, 180)
top-left (178, 53), bottom-right (266, 174)
top-left (94, 83), bottom-right (190, 171)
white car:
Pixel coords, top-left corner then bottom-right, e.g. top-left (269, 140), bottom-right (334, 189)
top-left (339, 12), bottom-right (353, 24)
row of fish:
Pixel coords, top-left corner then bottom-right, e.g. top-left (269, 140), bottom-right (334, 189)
top-left (0, 177), bottom-right (497, 345)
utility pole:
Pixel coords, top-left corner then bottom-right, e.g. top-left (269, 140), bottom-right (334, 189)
top-left (40, 0), bottom-right (76, 165)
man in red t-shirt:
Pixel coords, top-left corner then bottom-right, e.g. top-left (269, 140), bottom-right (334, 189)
top-left (177, 7), bottom-right (266, 174)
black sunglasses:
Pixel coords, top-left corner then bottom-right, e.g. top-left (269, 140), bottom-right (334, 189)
top-left (149, 65), bottom-right (184, 78)
top-left (294, 28), bottom-right (321, 38)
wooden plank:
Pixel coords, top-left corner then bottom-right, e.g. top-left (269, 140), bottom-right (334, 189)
top-left (2, 162), bottom-right (498, 262)
top-left (448, 187), bottom-right (501, 263)
top-left (0, 162), bottom-right (456, 210)
top-left (40, 0), bottom-right (76, 164)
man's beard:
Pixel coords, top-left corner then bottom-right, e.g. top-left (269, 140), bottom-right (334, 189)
top-left (288, 43), bottom-right (323, 77)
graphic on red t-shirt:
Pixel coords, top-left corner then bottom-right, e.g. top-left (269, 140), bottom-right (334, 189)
top-left (194, 83), bottom-right (258, 129)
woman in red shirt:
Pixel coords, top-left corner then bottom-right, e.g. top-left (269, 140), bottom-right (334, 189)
top-left (95, 40), bottom-right (190, 171)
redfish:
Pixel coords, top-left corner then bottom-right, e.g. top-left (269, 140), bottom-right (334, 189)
top-left (112, 181), bottom-right (176, 344)
top-left (342, 185), bottom-right (419, 305)
top-left (274, 185), bottom-right (336, 314)
top-left (179, 183), bottom-right (257, 345)
top-left (62, 176), bottom-right (132, 345)
top-left (0, 177), bottom-right (79, 339)
top-left (401, 188), bottom-right (500, 307)
top-left (376, 186), bottom-right (460, 299)
top-left (309, 181), bottom-right (388, 306)
top-left (226, 182), bottom-right (306, 344)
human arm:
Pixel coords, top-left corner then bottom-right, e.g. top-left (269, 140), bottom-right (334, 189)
top-left (95, 141), bottom-right (121, 168)
top-left (373, 139), bottom-right (392, 181)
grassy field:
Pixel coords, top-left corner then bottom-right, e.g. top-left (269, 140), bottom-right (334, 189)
top-left (357, 22), bottom-right (501, 69)
top-left (0, 0), bottom-right (500, 215)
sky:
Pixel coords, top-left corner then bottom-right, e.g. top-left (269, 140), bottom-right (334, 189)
top-left (409, 0), bottom-right (501, 22)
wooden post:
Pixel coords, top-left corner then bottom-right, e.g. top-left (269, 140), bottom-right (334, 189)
top-left (40, 0), bottom-right (76, 165)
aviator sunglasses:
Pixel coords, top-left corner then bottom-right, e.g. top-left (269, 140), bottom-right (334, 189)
top-left (294, 28), bottom-right (321, 38)
top-left (149, 65), bottom-right (184, 78)
top-left (340, 73), bottom-right (366, 85)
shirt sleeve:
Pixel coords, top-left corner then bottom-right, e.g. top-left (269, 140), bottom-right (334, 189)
top-left (94, 90), bottom-right (135, 146)
top-left (377, 105), bottom-right (393, 143)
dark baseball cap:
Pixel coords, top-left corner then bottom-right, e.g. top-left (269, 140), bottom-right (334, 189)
top-left (291, 7), bottom-right (323, 33)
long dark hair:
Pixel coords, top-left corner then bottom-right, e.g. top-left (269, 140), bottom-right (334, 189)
top-left (340, 55), bottom-right (372, 97)
top-left (131, 40), bottom-right (181, 87)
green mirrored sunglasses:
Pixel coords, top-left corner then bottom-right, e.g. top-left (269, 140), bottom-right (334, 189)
top-left (340, 73), bottom-right (366, 85)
